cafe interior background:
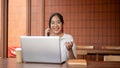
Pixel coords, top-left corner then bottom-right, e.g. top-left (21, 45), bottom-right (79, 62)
top-left (0, 0), bottom-right (120, 61)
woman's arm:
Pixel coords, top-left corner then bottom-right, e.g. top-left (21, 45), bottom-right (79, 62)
top-left (68, 49), bottom-right (76, 59)
top-left (65, 42), bottom-right (76, 59)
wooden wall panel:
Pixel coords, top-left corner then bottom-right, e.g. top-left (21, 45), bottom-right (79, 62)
top-left (0, 0), bottom-right (2, 57)
top-left (30, 0), bottom-right (44, 36)
top-left (8, 0), bottom-right (27, 47)
top-left (1, 0), bottom-right (8, 58)
top-left (45, 0), bottom-right (120, 49)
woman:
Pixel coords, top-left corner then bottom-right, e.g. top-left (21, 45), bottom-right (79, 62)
top-left (45, 13), bottom-right (76, 59)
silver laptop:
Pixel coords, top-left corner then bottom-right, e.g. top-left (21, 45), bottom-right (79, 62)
top-left (20, 36), bottom-right (66, 63)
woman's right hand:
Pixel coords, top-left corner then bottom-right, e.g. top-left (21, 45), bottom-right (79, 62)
top-left (45, 28), bottom-right (50, 36)
top-left (65, 41), bottom-right (73, 51)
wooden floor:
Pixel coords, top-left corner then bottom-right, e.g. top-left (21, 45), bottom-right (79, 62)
top-left (0, 58), bottom-right (120, 68)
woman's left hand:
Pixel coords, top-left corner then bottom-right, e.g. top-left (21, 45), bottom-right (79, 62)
top-left (65, 42), bottom-right (73, 51)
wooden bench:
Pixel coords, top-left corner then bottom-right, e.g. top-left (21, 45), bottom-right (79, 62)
top-left (76, 45), bottom-right (120, 61)
top-left (76, 45), bottom-right (94, 59)
top-left (104, 55), bottom-right (120, 61)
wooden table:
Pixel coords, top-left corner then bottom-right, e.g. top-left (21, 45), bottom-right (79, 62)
top-left (0, 58), bottom-right (120, 68)
top-left (77, 49), bottom-right (120, 61)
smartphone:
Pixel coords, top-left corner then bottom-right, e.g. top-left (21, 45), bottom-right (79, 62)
top-left (47, 27), bottom-right (50, 36)
top-left (47, 31), bottom-right (50, 36)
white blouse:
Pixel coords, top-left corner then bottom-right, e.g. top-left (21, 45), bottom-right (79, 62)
top-left (60, 33), bottom-right (77, 60)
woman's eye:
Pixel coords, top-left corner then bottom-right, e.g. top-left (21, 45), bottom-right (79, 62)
top-left (57, 21), bottom-right (61, 24)
top-left (51, 22), bottom-right (55, 24)
top-left (51, 20), bottom-right (61, 25)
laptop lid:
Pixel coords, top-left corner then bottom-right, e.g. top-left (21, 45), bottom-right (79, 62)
top-left (20, 36), bottom-right (65, 63)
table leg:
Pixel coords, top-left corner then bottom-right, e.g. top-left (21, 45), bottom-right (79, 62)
top-left (96, 54), bottom-right (99, 61)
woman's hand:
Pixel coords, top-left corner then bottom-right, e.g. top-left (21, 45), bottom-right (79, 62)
top-left (65, 41), bottom-right (76, 59)
top-left (65, 42), bottom-right (73, 51)
top-left (45, 28), bottom-right (50, 36)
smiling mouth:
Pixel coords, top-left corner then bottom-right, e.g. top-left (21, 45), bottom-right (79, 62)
top-left (54, 28), bottom-right (59, 31)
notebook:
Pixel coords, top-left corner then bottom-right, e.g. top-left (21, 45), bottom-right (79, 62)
top-left (20, 36), bottom-right (66, 63)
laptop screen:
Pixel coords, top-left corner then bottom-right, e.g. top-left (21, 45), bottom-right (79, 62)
top-left (20, 36), bottom-right (66, 63)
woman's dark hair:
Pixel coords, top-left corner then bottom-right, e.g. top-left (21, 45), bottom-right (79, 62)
top-left (49, 13), bottom-right (64, 28)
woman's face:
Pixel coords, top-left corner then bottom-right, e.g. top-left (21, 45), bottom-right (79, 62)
top-left (50, 15), bottom-right (63, 34)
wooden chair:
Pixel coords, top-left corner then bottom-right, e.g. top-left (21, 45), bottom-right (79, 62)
top-left (76, 45), bottom-right (94, 50)
top-left (76, 45), bottom-right (94, 59)
top-left (102, 46), bottom-right (120, 61)
top-left (104, 55), bottom-right (120, 61)
top-left (101, 46), bottom-right (120, 50)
